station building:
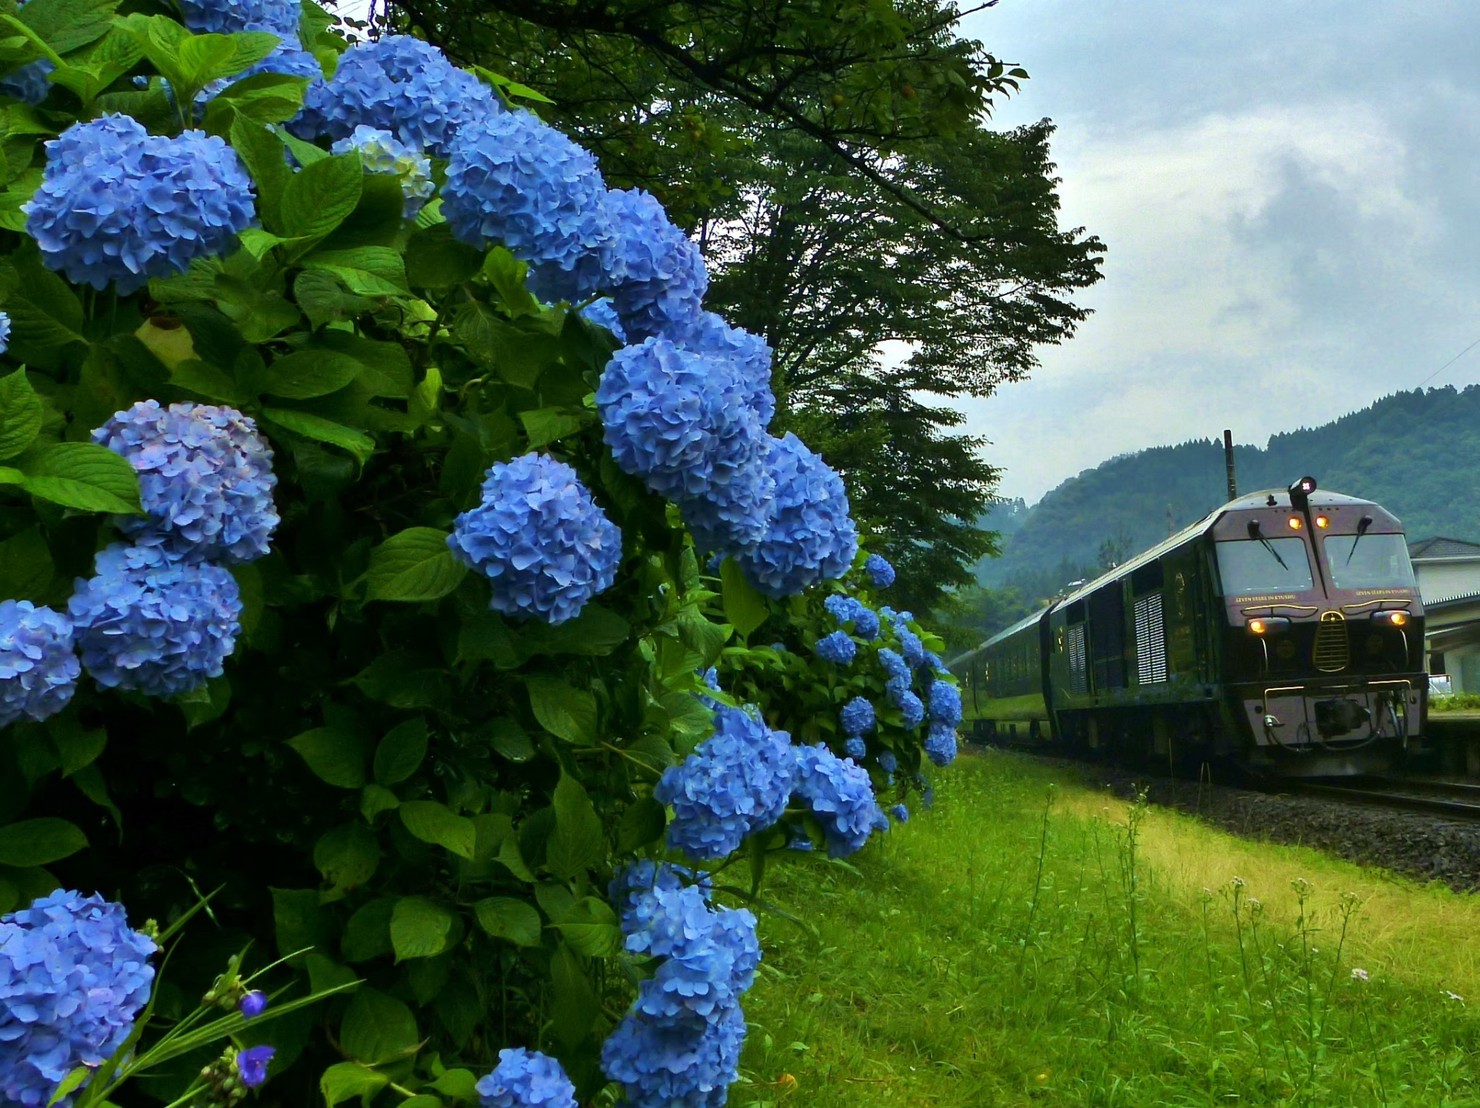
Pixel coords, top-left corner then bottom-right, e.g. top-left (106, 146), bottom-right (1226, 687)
top-left (1409, 536), bottom-right (1480, 693)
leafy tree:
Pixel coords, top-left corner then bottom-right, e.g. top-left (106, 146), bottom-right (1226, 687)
top-left (376, 0), bottom-right (1106, 611)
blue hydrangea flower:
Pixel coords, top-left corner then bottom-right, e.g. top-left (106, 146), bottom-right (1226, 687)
top-left (671, 311), bottom-right (776, 428)
top-left (0, 600), bottom-right (79, 727)
top-left (896, 689), bottom-right (924, 729)
top-left (924, 724), bottom-right (958, 767)
top-left (476, 1047), bottom-right (578, 1108)
top-left (878, 749), bottom-right (898, 774)
top-left (449, 453), bottom-right (622, 625)
top-left (839, 697), bottom-right (875, 737)
top-left (735, 434), bottom-right (858, 598)
top-left (579, 299), bottom-right (628, 343)
top-left (865, 553), bottom-right (895, 589)
top-left (236, 1045), bottom-right (275, 1089)
top-left (813, 630), bottom-right (855, 665)
top-left (877, 648), bottom-right (908, 683)
top-left (331, 125), bottom-right (435, 218)
top-left (24, 116), bottom-right (256, 295)
top-left (791, 743), bottom-right (884, 857)
top-left (894, 623), bottom-right (925, 669)
top-left (293, 34), bottom-right (499, 157)
top-left (443, 109), bottom-right (610, 304)
top-left (178, 0), bottom-right (299, 35)
top-left (94, 401), bottom-right (278, 565)
top-left (0, 890), bottom-right (156, 1108)
top-left (843, 735), bottom-right (867, 760)
top-left (0, 59), bottom-right (49, 107)
top-left (928, 680), bottom-right (962, 728)
top-left (610, 861), bottom-right (710, 941)
top-left (68, 544), bottom-right (242, 698)
top-left (601, 1001), bottom-right (747, 1108)
top-left (823, 594), bottom-right (882, 642)
top-left (656, 705), bottom-right (794, 860)
top-left (890, 803), bottom-right (910, 823)
top-left (600, 188), bottom-right (708, 341)
top-left (597, 337), bottom-right (772, 550)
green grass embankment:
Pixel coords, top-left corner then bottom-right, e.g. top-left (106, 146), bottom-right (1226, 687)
top-left (734, 751), bottom-right (1480, 1107)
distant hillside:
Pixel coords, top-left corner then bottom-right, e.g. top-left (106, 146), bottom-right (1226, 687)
top-left (980, 385), bottom-right (1480, 600)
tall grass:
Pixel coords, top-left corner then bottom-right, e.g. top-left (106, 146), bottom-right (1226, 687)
top-left (733, 751), bottom-right (1480, 1106)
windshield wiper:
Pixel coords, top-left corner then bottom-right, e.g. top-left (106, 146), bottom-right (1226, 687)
top-left (1246, 521), bottom-right (1289, 571)
top-left (1345, 515), bottom-right (1373, 565)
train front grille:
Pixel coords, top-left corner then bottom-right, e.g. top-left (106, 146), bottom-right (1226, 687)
top-left (1312, 610), bottom-right (1348, 673)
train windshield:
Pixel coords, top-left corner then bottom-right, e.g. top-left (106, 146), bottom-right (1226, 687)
top-left (1215, 538), bottom-right (1315, 594)
top-left (1322, 533), bottom-right (1417, 590)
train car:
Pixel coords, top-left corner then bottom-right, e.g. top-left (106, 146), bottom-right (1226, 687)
top-left (953, 478), bottom-right (1426, 776)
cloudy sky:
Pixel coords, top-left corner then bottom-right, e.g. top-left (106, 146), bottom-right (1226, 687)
top-left (952, 0), bottom-right (1480, 503)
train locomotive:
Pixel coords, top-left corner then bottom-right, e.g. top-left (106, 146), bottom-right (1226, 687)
top-left (954, 477), bottom-right (1426, 777)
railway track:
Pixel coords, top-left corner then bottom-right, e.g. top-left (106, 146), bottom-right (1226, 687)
top-left (1287, 776), bottom-right (1480, 820)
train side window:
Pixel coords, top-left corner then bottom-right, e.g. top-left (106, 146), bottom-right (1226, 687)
top-left (1134, 592), bottom-right (1168, 684)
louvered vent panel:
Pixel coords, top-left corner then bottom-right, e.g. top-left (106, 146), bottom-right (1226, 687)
top-left (1313, 610), bottom-right (1349, 673)
top-left (1134, 593), bottom-right (1168, 684)
top-left (1068, 624), bottom-right (1088, 694)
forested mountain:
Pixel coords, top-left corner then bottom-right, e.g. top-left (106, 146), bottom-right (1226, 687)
top-left (980, 385), bottom-right (1480, 604)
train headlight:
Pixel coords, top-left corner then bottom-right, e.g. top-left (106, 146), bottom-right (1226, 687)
top-left (1247, 616), bottom-right (1291, 635)
top-left (1287, 517), bottom-right (1303, 531)
top-left (1315, 514), bottom-right (1330, 529)
top-left (1371, 610), bottom-right (1409, 627)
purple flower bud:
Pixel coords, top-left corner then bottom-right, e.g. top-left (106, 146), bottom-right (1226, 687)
top-left (237, 1045), bottom-right (275, 1088)
top-left (239, 990), bottom-right (267, 1018)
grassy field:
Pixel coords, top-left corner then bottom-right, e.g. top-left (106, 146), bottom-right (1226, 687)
top-left (731, 750), bottom-right (1480, 1106)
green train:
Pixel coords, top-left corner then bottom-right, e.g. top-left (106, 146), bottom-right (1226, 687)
top-left (952, 478), bottom-right (1426, 776)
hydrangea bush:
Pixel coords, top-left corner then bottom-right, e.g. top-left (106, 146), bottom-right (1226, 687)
top-left (0, 5), bottom-right (962, 1104)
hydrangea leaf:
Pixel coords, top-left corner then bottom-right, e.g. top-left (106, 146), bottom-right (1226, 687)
top-left (405, 224), bottom-right (483, 288)
top-left (546, 772), bottom-right (604, 880)
top-left (313, 822), bottom-right (379, 894)
top-left (340, 898), bottom-right (395, 963)
top-left (517, 603), bottom-right (630, 658)
top-left (303, 246), bottom-right (409, 296)
top-left (365, 527), bottom-right (466, 603)
top-left (14, 0), bottom-right (116, 56)
top-left (293, 270), bottom-right (376, 331)
top-left (280, 152), bottom-right (363, 245)
top-left (373, 718), bottom-right (427, 786)
top-left (319, 1062), bottom-right (389, 1107)
top-left (550, 896), bottom-right (621, 957)
top-left (202, 71), bottom-right (312, 130)
top-left (526, 676), bottom-right (597, 746)
top-left (616, 795), bottom-right (666, 853)
top-left (169, 359), bottom-right (246, 405)
top-left (398, 799), bottom-right (476, 861)
top-left (0, 253), bottom-right (84, 368)
top-left (430, 1069), bottom-right (481, 1100)
top-left (473, 896), bottom-right (541, 947)
top-left (20, 442), bottom-right (143, 515)
top-left (351, 652), bottom-right (451, 709)
top-left (261, 408), bottom-right (374, 465)
top-left (287, 727), bottom-right (368, 789)
top-left (0, 368), bottom-right (43, 461)
top-left (550, 942), bottom-right (597, 1048)
top-left (229, 115), bottom-right (290, 232)
top-left (721, 556), bottom-right (770, 639)
top-left (0, 816), bottom-right (86, 865)
top-left (340, 987), bottom-right (420, 1067)
top-left (0, 526), bottom-right (54, 600)
top-left (519, 406), bottom-right (588, 450)
top-left (262, 349), bottom-right (364, 399)
top-left (390, 895), bottom-right (457, 961)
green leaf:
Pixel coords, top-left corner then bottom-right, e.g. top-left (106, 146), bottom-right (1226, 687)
top-left (18, 442), bottom-right (144, 515)
top-left (364, 527), bottom-right (467, 603)
top-left (405, 224), bottom-right (484, 288)
top-left (431, 1070), bottom-right (480, 1100)
top-left (313, 823), bottom-right (379, 892)
top-left (721, 557), bottom-right (771, 638)
top-left (486, 717), bottom-right (535, 762)
top-left (551, 896), bottom-right (621, 957)
top-left (280, 152), bottom-right (363, 242)
top-left (390, 895), bottom-right (457, 961)
top-left (303, 246), bottom-right (409, 296)
top-left (262, 349), bottom-right (364, 399)
top-left (0, 818), bottom-right (85, 866)
top-left (320, 1062), bottom-right (389, 1107)
top-left (261, 408), bottom-right (375, 464)
top-left (526, 677), bottom-right (598, 746)
top-left (286, 727), bottom-right (367, 789)
top-left (340, 987), bottom-right (419, 1066)
top-left (360, 783), bottom-right (400, 823)
top-left (293, 269), bottom-right (375, 331)
top-left (270, 886), bottom-right (331, 962)
top-left (14, 0), bottom-right (117, 55)
top-left (0, 370), bottom-right (43, 461)
top-left (519, 604), bottom-right (630, 658)
top-left (351, 652), bottom-right (450, 710)
top-left (229, 115), bottom-right (290, 231)
top-left (550, 943), bottom-right (597, 1047)
top-left (0, 527), bottom-right (54, 601)
top-left (170, 359), bottom-right (245, 405)
top-left (473, 896), bottom-right (542, 947)
top-left (398, 800), bottom-right (475, 861)
top-left (373, 718), bottom-right (427, 786)
top-left (616, 795), bottom-right (666, 853)
top-left (519, 406), bottom-right (587, 449)
top-left (341, 898), bottom-right (395, 963)
top-left (545, 773), bottom-right (604, 880)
